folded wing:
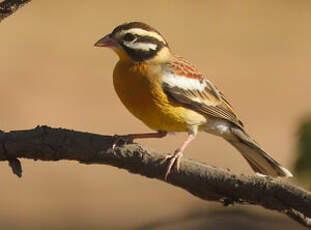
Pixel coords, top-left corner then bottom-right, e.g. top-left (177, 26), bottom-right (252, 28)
top-left (162, 56), bottom-right (243, 128)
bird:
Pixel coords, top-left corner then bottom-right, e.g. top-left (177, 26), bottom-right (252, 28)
top-left (94, 22), bottom-right (293, 180)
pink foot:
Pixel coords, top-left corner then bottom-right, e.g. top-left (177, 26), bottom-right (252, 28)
top-left (161, 150), bottom-right (183, 181)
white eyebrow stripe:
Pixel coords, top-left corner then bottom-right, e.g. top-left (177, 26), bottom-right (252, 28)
top-left (162, 70), bottom-right (207, 91)
top-left (123, 41), bottom-right (158, 51)
top-left (120, 28), bottom-right (166, 44)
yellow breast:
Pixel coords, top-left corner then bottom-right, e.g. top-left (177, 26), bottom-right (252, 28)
top-left (113, 61), bottom-right (205, 132)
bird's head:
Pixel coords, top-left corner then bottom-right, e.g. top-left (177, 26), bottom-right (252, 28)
top-left (95, 22), bottom-right (171, 62)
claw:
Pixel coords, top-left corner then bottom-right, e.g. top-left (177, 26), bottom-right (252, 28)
top-left (112, 131), bottom-right (167, 150)
top-left (160, 133), bottom-right (195, 180)
top-left (112, 135), bottom-right (134, 150)
top-left (161, 151), bottom-right (183, 181)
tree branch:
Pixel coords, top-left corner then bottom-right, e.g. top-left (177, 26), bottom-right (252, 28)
top-left (0, 0), bottom-right (32, 23)
top-left (0, 126), bottom-right (310, 228)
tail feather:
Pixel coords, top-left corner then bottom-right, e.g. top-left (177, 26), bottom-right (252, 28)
top-left (228, 127), bottom-right (293, 178)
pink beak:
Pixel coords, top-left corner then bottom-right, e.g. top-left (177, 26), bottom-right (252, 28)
top-left (94, 34), bottom-right (117, 47)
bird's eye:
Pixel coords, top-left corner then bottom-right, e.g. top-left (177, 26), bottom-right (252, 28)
top-left (123, 33), bottom-right (136, 42)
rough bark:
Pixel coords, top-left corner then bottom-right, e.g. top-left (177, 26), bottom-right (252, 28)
top-left (0, 126), bottom-right (310, 228)
top-left (0, 0), bottom-right (32, 22)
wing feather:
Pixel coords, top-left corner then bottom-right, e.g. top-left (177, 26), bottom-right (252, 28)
top-left (162, 58), bottom-right (243, 128)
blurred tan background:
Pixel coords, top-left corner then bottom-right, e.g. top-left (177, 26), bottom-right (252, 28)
top-left (0, 0), bottom-right (310, 229)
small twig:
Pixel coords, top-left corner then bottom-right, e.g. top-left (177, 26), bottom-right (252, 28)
top-left (0, 0), bottom-right (32, 22)
top-left (0, 126), bottom-right (310, 228)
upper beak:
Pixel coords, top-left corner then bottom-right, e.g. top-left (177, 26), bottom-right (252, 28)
top-left (94, 33), bottom-right (116, 47)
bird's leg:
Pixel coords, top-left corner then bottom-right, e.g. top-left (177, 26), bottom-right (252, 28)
top-left (161, 133), bottom-right (196, 180)
top-left (112, 131), bottom-right (167, 149)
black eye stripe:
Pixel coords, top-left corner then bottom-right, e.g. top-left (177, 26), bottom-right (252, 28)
top-left (120, 34), bottom-right (167, 62)
top-left (122, 34), bottom-right (165, 46)
top-left (135, 35), bottom-right (166, 46)
top-left (124, 48), bottom-right (158, 62)
top-left (123, 33), bottom-right (136, 42)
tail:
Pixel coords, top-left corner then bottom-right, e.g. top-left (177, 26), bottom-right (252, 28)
top-left (227, 127), bottom-right (293, 177)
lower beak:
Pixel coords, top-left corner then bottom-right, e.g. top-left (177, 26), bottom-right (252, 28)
top-left (94, 34), bottom-right (116, 47)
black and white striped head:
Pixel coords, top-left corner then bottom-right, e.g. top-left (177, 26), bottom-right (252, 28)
top-left (95, 22), bottom-right (169, 62)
